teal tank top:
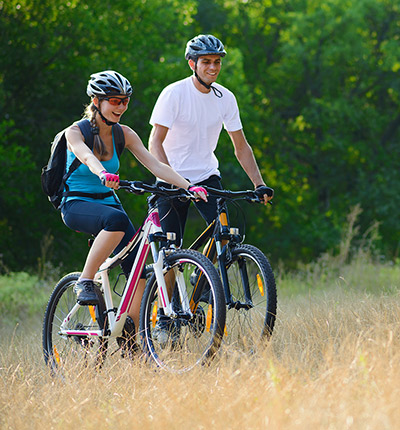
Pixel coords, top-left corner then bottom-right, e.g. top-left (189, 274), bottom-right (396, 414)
top-left (64, 132), bottom-right (121, 205)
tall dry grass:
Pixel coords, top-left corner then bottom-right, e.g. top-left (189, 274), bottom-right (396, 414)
top-left (1, 278), bottom-right (400, 429)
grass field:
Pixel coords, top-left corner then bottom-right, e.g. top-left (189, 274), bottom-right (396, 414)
top-left (1, 252), bottom-right (400, 429)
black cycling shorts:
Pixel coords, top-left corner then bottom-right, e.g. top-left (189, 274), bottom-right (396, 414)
top-left (61, 200), bottom-right (144, 278)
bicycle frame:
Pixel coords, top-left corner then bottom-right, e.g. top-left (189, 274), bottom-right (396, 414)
top-left (57, 187), bottom-right (185, 341)
top-left (189, 188), bottom-right (260, 310)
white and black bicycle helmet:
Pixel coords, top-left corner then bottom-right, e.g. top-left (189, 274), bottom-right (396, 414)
top-left (185, 35), bottom-right (226, 98)
top-left (86, 70), bottom-right (133, 98)
top-left (185, 34), bottom-right (227, 60)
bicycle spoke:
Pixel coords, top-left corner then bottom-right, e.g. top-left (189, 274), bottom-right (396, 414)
top-left (224, 245), bottom-right (277, 353)
top-left (42, 273), bottom-right (108, 374)
top-left (140, 250), bottom-right (225, 373)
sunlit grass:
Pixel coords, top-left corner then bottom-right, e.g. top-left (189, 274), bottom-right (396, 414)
top-left (2, 254), bottom-right (400, 429)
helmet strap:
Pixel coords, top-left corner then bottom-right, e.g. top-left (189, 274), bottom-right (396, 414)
top-left (93, 104), bottom-right (117, 126)
top-left (193, 59), bottom-right (223, 98)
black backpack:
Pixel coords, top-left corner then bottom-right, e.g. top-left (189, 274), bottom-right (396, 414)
top-left (41, 119), bottom-right (125, 210)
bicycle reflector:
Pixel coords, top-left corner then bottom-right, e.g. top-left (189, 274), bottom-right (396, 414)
top-left (152, 302), bottom-right (158, 328)
top-left (206, 304), bottom-right (213, 332)
top-left (89, 305), bottom-right (97, 322)
top-left (219, 212), bottom-right (228, 226)
top-left (53, 346), bottom-right (61, 364)
top-left (257, 274), bottom-right (264, 296)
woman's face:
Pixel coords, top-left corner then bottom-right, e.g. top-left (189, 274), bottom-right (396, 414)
top-left (95, 96), bottom-right (130, 122)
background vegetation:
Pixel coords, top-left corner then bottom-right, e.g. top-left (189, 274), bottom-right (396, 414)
top-left (1, 0), bottom-right (399, 274)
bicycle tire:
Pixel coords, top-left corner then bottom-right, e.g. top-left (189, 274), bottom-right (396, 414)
top-left (139, 249), bottom-right (226, 373)
top-left (42, 272), bottom-right (108, 374)
top-left (224, 244), bottom-right (277, 352)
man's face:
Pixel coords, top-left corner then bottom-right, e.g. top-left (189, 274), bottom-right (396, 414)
top-left (192, 55), bottom-right (222, 85)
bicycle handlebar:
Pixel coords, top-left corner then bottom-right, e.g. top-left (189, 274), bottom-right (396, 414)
top-left (204, 186), bottom-right (274, 204)
top-left (118, 180), bottom-right (194, 200)
top-left (118, 180), bottom-right (273, 204)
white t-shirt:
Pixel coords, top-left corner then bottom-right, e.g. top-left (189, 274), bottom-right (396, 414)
top-left (150, 76), bottom-right (242, 183)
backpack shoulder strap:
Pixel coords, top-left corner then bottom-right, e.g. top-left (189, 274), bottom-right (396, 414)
top-left (64, 119), bottom-right (93, 181)
top-left (112, 123), bottom-right (125, 158)
top-left (77, 119), bottom-right (94, 150)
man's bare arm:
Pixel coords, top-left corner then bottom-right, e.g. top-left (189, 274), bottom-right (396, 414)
top-left (148, 124), bottom-right (170, 165)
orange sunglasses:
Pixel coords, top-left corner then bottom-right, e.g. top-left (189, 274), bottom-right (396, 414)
top-left (103, 96), bottom-right (130, 106)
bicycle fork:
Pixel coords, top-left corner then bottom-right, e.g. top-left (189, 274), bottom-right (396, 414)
top-left (149, 237), bottom-right (192, 319)
top-left (216, 241), bottom-right (254, 311)
top-left (151, 245), bottom-right (175, 317)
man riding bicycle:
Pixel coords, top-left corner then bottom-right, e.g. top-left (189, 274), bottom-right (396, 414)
top-left (148, 34), bottom-right (273, 342)
top-left (149, 34), bottom-right (273, 245)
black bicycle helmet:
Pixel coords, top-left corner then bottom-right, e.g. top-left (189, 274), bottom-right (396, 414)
top-left (86, 70), bottom-right (133, 98)
top-left (185, 34), bottom-right (227, 60)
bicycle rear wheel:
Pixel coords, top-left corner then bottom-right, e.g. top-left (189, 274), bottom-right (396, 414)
top-left (140, 249), bottom-right (226, 373)
top-left (42, 272), bottom-right (108, 374)
top-left (224, 244), bottom-right (277, 352)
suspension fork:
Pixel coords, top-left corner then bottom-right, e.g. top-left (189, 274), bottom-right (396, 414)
top-left (214, 206), bottom-right (253, 309)
top-left (237, 256), bottom-right (252, 305)
top-left (216, 241), bottom-right (233, 305)
top-left (213, 208), bottom-right (234, 304)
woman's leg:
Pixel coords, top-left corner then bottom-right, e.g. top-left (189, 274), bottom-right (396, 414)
top-left (62, 200), bottom-right (135, 275)
top-left (62, 200), bottom-right (134, 304)
top-left (127, 278), bottom-right (146, 333)
top-left (80, 229), bottom-right (125, 279)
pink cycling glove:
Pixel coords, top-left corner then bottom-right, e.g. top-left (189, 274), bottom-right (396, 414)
top-left (99, 170), bottom-right (119, 185)
top-left (188, 185), bottom-right (208, 201)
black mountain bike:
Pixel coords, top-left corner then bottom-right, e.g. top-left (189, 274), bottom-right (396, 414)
top-left (189, 186), bottom-right (277, 353)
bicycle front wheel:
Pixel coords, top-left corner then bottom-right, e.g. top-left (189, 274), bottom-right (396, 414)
top-left (42, 272), bottom-right (108, 375)
top-left (140, 249), bottom-right (226, 373)
top-left (224, 244), bottom-right (277, 352)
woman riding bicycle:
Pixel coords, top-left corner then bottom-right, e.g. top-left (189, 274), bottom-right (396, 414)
top-left (60, 70), bottom-right (206, 334)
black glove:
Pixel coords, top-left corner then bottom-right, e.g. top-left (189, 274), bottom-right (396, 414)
top-left (254, 185), bottom-right (274, 199)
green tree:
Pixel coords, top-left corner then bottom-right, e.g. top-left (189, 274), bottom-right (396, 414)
top-left (213, 0), bottom-right (400, 262)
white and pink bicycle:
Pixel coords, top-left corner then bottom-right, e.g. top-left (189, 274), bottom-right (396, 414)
top-left (42, 181), bottom-right (226, 373)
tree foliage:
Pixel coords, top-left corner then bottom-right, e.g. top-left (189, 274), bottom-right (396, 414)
top-left (0, 0), bottom-right (399, 272)
top-left (215, 0), bottom-right (400, 262)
